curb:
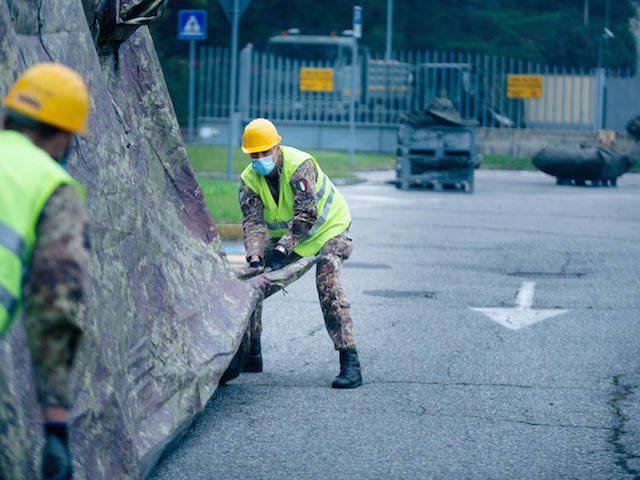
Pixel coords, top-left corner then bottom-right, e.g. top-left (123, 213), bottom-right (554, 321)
top-left (217, 223), bottom-right (243, 241)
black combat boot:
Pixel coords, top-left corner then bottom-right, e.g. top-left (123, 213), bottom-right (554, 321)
top-left (243, 335), bottom-right (263, 372)
top-left (331, 348), bottom-right (362, 388)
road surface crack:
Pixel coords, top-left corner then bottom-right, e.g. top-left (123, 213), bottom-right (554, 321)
top-left (609, 374), bottom-right (640, 478)
top-left (417, 411), bottom-right (610, 431)
top-left (370, 379), bottom-right (604, 392)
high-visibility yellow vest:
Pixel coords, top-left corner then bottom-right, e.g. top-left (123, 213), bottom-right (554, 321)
top-left (241, 145), bottom-right (351, 257)
top-left (0, 130), bottom-right (84, 335)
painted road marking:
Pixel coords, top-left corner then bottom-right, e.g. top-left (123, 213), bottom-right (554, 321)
top-left (471, 281), bottom-right (568, 330)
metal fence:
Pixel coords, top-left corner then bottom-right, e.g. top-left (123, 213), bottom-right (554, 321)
top-left (193, 44), bottom-right (638, 133)
top-left (605, 74), bottom-right (640, 131)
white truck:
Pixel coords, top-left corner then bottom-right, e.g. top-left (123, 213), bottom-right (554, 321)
top-left (264, 32), bottom-right (413, 120)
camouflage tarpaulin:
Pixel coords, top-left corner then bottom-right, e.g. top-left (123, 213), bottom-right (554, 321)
top-left (0, 1), bottom-right (314, 478)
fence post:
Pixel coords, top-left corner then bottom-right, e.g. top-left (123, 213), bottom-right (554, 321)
top-left (594, 68), bottom-right (606, 131)
top-left (205, 47), bottom-right (214, 117)
top-left (239, 43), bottom-right (253, 122)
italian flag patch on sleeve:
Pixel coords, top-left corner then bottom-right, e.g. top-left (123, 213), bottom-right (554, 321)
top-left (296, 179), bottom-right (307, 192)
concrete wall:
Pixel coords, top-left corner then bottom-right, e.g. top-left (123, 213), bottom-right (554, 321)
top-left (196, 118), bottom-right (640, 160)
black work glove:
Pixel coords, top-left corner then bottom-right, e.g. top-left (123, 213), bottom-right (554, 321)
top-left (264, 249), bottom-right (285, 271)
top-left (249, 259), bottom-right (262, 268)
top-left (42, 422), bottom-right (72, 480)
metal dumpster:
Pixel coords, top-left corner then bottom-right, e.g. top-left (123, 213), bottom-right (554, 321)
top-left (395, 98), bottom-right (481, 192)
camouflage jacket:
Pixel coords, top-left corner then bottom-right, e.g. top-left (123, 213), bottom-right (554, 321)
top-left (22, 185), bottom-right (87, 408)
top-left (239, 158), bottom-right (318, 260)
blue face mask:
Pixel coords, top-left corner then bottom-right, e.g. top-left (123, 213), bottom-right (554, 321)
top-left (252, 155), bottom-right (276, 176)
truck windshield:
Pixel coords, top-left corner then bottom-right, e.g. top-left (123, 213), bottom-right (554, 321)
top-left (266, 40), bottom-right (351, 65)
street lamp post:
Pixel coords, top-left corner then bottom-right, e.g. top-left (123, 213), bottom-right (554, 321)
top-left (385, 0), bottom-right (393, 61)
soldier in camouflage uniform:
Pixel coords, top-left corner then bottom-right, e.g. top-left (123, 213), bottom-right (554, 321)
top-left (238, 118), bottom-right (362, 389)
top-left (0, 64), bottom-right (90, 479)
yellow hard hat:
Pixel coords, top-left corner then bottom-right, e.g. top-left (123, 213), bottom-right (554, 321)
top-left (3, 63), bottom-right (90, 135)
top-left (242, 118), bottom-right (281, 153)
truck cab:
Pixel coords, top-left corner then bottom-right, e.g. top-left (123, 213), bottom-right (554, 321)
top-left (265, 31), bottom-right (412, 120)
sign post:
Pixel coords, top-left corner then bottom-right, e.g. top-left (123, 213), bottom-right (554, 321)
top-left (385, 0), bottom-right (393, 61)
top-left (178, 10), bottom-right (207, 143)
top-left (349, 6), bottom-right (362, 168)
top-left (219, 0), bottom-right (252, 180)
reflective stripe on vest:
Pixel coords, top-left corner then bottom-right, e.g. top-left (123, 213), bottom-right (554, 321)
top-left (301, 175), bottom-right (335, 243)
top-left (264, 175), bottom-right (332, 233)
top-left (266, 220), bottom-right (291, 230)
top-left (0, 220), bottom-right (26, 261)
top-left (0, 130), bottom-right (83, 335)
top-left (0, 283), bottom-right (18, 320)
top-left (241, 145), bottom-right (351, 257)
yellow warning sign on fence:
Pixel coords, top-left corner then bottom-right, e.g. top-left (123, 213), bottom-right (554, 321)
top-left (507, 74), bottom-right (543, 99)
top-left (299, 68), bottom-right (334, 92)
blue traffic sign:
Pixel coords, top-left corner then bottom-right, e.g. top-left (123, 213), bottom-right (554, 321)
top-left (218, 0), bottom-right (252, 24)
top-left (178, 10), bottom-right (207, 41)
top-left (353, 6), bottom-right (362, 39)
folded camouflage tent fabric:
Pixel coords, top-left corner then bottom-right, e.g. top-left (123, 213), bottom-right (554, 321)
top-left (426, 97), bottom-right (479, 127)
top-left (399, 97), bottom-right (479, 128)
top-left (0, 1), bottom-right (313, 478)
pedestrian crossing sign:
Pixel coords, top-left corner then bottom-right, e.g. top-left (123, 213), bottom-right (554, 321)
top-left (178, 10), bottom-right (207, 41)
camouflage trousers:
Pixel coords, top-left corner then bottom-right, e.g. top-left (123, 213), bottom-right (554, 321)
top-left (250, 231), bottom-right (356, 350)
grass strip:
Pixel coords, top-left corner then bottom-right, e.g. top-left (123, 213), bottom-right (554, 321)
top-left (198, 176), bottom-right (242, 224)
top-left (187, 145), bottom-right (394, 178)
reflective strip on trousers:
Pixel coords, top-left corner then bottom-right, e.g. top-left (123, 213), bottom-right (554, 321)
top-left (0, 220), bottom-right (25, 260)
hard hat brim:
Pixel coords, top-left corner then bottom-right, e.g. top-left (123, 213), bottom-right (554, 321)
top-left (241, 135), bottom-right (281, 154)
top-left (2, 101), bottom-right (89, 136)
top-left (2, 63), bottom-right (90, 135)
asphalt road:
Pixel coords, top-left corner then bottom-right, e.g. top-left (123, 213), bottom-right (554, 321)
top-left (150, 169), bottom-right (640, 480)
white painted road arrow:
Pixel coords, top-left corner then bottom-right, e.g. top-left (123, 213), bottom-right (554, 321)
top-left (471, 281), bottom-right (568, 330)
